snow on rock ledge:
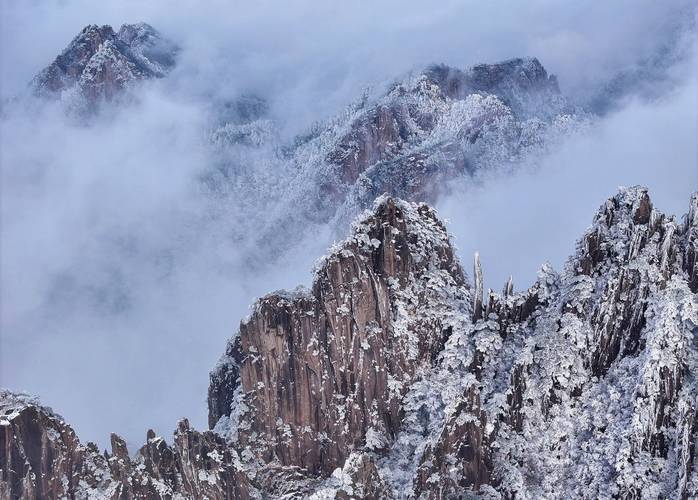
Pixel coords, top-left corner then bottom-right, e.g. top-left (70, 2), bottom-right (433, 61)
top-left (209, 187), bottom-right (698, 498)
top-left (409, 186), bottom-right (698, 498)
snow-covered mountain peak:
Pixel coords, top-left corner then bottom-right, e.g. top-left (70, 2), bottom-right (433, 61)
top-left (221, 56), bottom-right (589, 269)
top-left (30, 22), bottom-right (177, 109)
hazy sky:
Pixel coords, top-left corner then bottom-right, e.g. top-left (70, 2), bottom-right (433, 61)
top-left (1, 0), bottom-right (696, 450)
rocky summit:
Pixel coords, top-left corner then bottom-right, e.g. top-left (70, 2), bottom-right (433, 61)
top-left (289, 58), bottom-right (582, 220)
top-left (2, 186), bottom-right (697, 499)
top-left (0, 391), bottom-right (251, 499)
top-left (214, 57), bottom-right (588, 266)
top-left (31, 23), bottom-right (177, 109)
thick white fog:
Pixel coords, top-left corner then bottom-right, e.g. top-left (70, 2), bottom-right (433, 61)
top-left (1, 0), bottom-right (696, 449)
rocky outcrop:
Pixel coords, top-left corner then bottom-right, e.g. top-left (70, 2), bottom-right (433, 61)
top-left (3, 187), bottom-right (696, 498)
top-left (209, 197), bottom-right (470, 476)
top-left (211, 187), bottom-right (698, 498)
top-left (295, 58), bottom-right (578, 217)
top-left (412, 385), bottom-right (490, 496)
top-left (0, 391), bottom-right (253, 499)
top-left (425, 57), bottom-right (566, 119)
top-left (321, 58), bottom-right (569, 205)
top-left (182, 57), bottom-right (587, 274)
top-left (31, 23), bottom-right (176, 108)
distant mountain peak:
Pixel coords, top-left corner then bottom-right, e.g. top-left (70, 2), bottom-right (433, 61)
top-left (31, 22), bottom-right (177, 107)
top-left (237, 56), bottom-right (584, 256)
top-left (422, 57), bottom-right (564, 119)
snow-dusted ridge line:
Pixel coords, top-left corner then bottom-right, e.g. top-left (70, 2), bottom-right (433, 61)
top-left (207, 56), bottom-right (591, 271)
top-left (208, 185), bottom-right (698, 498)
top-left (2, 187), bottom-right (696, 499)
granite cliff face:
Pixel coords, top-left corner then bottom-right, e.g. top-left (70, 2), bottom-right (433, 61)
top-left (31, 23), bottom-right (176, 109)
top-left (209, 198), bottom-right (469, 479)
top-left (2, 188), bottom-right (696, 499)
top-left (209, 187), bottom-right (697, 498)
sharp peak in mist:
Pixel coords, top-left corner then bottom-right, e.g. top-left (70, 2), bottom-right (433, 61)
top-left (207, 183), bottom-right (698, 496)
top-left (30, 20), bottom-right (177, 109)
top-left (302, 185), bottom-right (693, 303)
top-left (225, 51), bottom-right (584, 266)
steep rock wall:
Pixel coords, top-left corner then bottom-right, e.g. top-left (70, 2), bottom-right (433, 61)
top-left (209, 197), bottom-right (470, 476)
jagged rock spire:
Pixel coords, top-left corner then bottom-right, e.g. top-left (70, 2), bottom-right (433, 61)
top-left (208, 196), bottom-right (466, 477)
top-left (503, 274), bottom-right (514, 297)
top-left (0, 390), bottom-right (253, 498)
top-left (684, 192), bottom-right (698, 292)
top-left (473, 251), bottom-right (484, 321)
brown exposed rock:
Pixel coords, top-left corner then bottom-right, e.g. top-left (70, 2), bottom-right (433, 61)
top-left (0, 391), bottom-right (253, 499)
top-left (327, 104), bottom-right (403, 187)
top-left (412, 386), bottom-right (490, 497)
top-left (209, 196), bottom-right (469, 476)
top-left (318, 93), bottom-right (459, 214)
top-left (3, 187), bottom-right (697, 499)
top-left (31, 23), bottom-right (176, 109)
top-left (308, 58), bottom-right (572, 224)
top-left (0, 395), bottom-right (96, 499)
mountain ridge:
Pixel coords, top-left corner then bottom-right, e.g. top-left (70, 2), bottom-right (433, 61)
top-left (2, 186), bottom-right (696, 499)
top-left (26, 25), bottom-right (588, 265)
